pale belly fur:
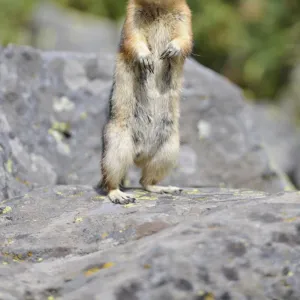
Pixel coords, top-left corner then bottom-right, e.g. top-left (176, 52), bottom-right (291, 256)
top-left (131, 16), bottom-right (180, 160)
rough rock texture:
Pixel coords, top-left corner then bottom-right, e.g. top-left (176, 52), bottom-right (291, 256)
top-left (1, 186), bottom-right (300, 299)
top-left (30, 1), bottom-right (120, 53)
top-left (0, 110), bottom-right (57, 200)
top-left (0, 45), bottom-right (292, 197)
top-left (175, 60), bottom-right (292, 191)
top-left (0, 45), bottom-right (111, 189)
top-left (249, 103), bottom-right (300, 188)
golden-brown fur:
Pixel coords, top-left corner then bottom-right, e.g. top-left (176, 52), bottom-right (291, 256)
top-left (100, 0), bottom-right (193, 204)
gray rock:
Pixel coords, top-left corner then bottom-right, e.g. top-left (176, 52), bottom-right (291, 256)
top-left (1, 186), bottom-right (300, 299)
top-left (0, 44), bottom-right (292, 195)
top-left (0, 45), bottom-right (113, 189)
top-left (249, 103), bottom-right (300, 188)
top-left (0, 109), bottom-right (57, 200)
top-left (170, 60), bottom-right (292, 191)
top-left (30, 1), bottom-right (119, 53)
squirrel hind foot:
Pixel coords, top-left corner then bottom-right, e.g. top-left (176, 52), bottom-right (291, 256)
top-left (108, 189), bottom-right (136, 205)
top-left (143, 185), bottom-right (183, 194)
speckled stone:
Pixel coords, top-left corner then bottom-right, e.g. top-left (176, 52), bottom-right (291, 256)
top-left (0, 186), bottom-right (300, 299)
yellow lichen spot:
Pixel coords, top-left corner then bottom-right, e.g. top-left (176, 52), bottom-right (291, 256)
top-left (27, 252), bottom-right (33, 257)
top-left (101, 233), bottom-right (109, 239)
top-left (288, 272), bottom-right (294, 277)
top-left (13, 254), bottom-right (23, 261)
top-left (186, 189), bottom-right (199, 195)
top-left (71, 192), bottom-right (83, 198)
top-left (5, 159), bottom-right (13, 173)
top-left (48, 127), bottom-right (71, 153)
top-left (2, 261), bottom-right (8, 265)
top-left (138, 196), bottom-right (157, 201)
top-left (37, 258), bottom-right (43, 262)
top-left (284, 186), bottom-right (295, 192)
top-left (284, 217), bottom-right (298, 223)
top-left (15, 177), bottom-right (31, 186)
top-left (48, 128), bottom-right (63, 142)
top-left (144, 264), bottom-right (151, 269)
top-left (48, 296), bottom-right (55, 300)
top-left (134, 191), bottom-right (146, 195)
top-left (197, 291), bottom-right (215, 300)
top-left (196, 197), bottom-right (209, 201)
top-left (124, 203), bottom-right (136, 208)
top-left (102, 262), bottom-right (115, 269)
top-left (6, 238), bottom-right (14, 245)
top-left (1, 206), bottom-right (12, 214)
top-left (84, 267), bottom-right (100, 276)
top-left (55, 191), bottom-right (64, 196)
top-left (52, 121), bottom-right (70, 133)
top-left (205, 293), bottom-right (215, 300)
top-left (80, 112), bottom-right (88, 120)
top-left (91, 195), bottom-right (106, 201)
top-left (75, 217), bottom-right (83, 223)
top-left (84, 262), bottom-right (115, 277)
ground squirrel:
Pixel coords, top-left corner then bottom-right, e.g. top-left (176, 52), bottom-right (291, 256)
top-left (100, 0), bottom-right (193, 204)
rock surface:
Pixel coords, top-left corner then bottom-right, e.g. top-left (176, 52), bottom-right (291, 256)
top-left (30, 1), bottom-right (120, 53)
top-left (249, 103), bottom-right (300, 188)
top-left (1, 186), bottom-right (300, 299)
top-left (0, 110), bottom-right (57, 200)
top-left (0, 45), bottom-right (292, 199)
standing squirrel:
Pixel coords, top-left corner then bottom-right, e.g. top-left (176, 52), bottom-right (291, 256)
top-left (100, 0), bottom-right (193, 204)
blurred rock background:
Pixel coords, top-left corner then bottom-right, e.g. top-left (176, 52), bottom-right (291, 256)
top-left (1, 0), bottom-right (300, 101)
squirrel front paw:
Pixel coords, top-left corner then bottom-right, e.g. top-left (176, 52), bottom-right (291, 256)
top-left (137, 51), bottom-right (154, 73)
top-left (160, 41), bottom-right (181, 59)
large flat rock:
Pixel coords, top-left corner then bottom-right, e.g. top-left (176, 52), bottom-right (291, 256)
top-left (0, 45), bottom-right (292, 198)
top-left (1, 186), bottom-right (300, 299)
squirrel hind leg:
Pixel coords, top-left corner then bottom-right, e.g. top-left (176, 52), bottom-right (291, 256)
top-left (120, 174), bottom-right (129, 190)
top-left (139, 135), bottom-right (182, 195)
top-left (101, 124), bottom-right (135, 204)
